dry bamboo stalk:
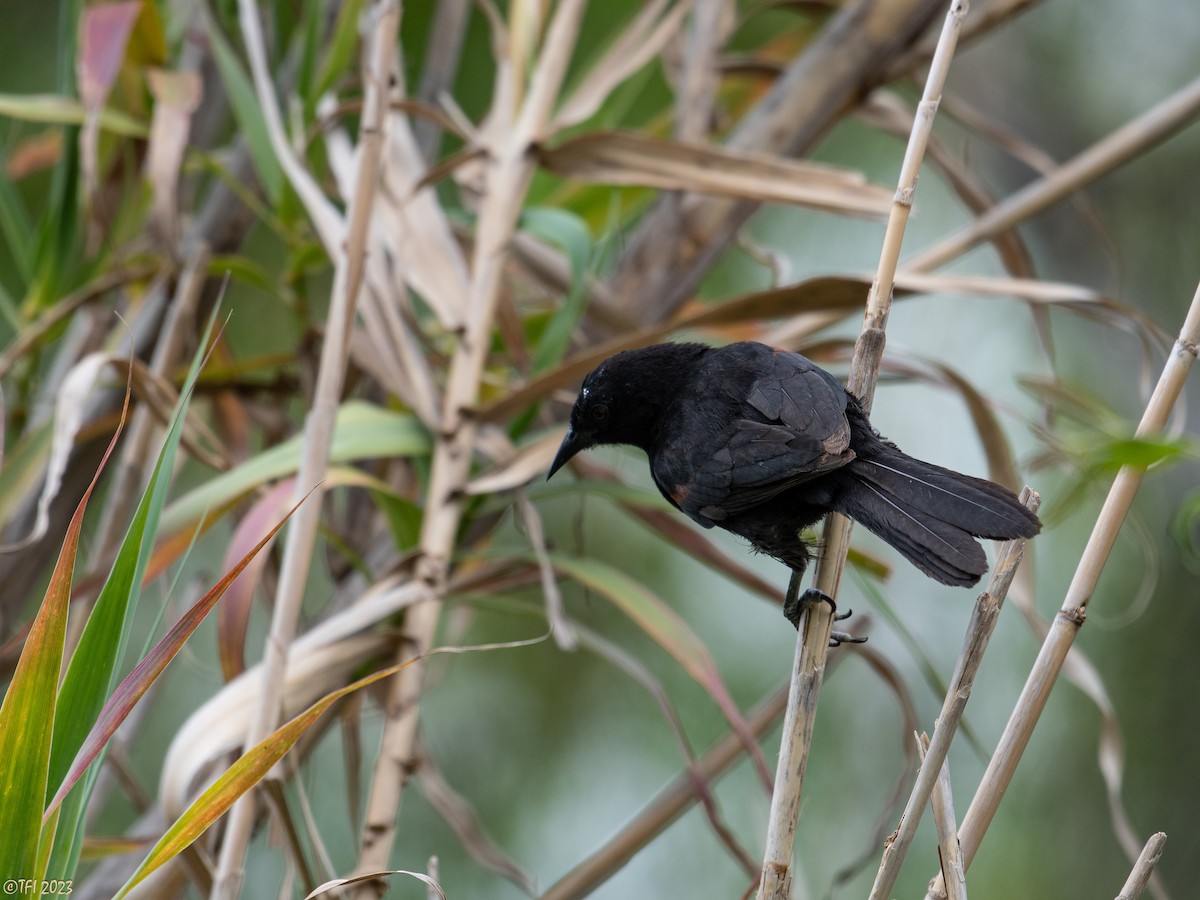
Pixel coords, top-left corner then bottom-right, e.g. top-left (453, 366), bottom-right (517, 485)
top-left (904, 75), bottom-right (1200, 274)
top-left (918, 734), bottom-right (968, 900)
top-left (1115, 833), bottom-right (1167, 900)
top-left (211, 4), bottom-right (401, 897)
top-left (869, 488), bottom-right (1038, 898)
top-left (925, 284), bottom-right (1200, 899)
top-left (756, 5), bottom-right (970, 898)
top-left (349, 3), bottom-right (589, 894)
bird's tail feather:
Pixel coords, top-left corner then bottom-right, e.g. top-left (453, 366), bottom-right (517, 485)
top-left (835, 445), bottom-right (1039, 587)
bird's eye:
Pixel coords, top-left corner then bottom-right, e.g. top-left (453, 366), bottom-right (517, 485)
top-left (591, 402), bottom-right (609, 422)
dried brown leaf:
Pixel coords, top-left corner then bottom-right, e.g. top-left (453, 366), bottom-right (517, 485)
top-left (539, 131), bottom-right (891, 217)
top-left (479, 275), bottom-right (869, 422)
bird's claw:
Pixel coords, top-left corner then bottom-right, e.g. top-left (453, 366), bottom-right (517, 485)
top-left (783, 587), bottom-right (867, 648)
top-left (829, 631), bottom-right (868, 649)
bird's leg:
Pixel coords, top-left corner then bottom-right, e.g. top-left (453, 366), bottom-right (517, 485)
top-left (782, 570), bottom-right (867, 648)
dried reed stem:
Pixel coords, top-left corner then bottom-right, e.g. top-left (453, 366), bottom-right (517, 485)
top-left (756, 4), bottom-right (969, 898)
top-left (918, 734), bottom-right (967, 900)
top-left (869, 488), bottom-right (1038, 898)
top-left (905, 75), bottom-right (1200, 273)
top-left (211, 3), bottom-right (401, 897)
top-left (1116, 833), bottom-right (1168, 900)
top-left (925, 284), bottom-right (1200, 899)
top-left (349, 2), bottom-right (588, 893)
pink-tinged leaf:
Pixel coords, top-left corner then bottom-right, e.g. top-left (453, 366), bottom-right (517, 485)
top-left (44, 490), bottom-right (313, 822)
top-left (78, 2), bottom-right (143, 107)
top-left (77, 1), bottom-right (143, 201)
top-left (218, 478), bottom-right (296, 681)
top-left (548, 554), bottom-right (772, 790)
top-left (0, 372), bottom-right (129, 877)
top-left (113, 663), bottom-right (408, 898)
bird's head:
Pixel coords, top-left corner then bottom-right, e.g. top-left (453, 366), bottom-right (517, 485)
top-left (547, 363), bottom-right (618, 479)
top-left (547, 342), bottom-right (711, 480)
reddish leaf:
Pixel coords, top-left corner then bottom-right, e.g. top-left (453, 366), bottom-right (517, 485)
top-left (44, 491), bottom-right (312, 821)
top-left (218, 479), bottom-right (296, 681)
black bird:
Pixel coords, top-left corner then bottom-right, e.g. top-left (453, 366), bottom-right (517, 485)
top-left (547, 341), bottom-right (1039, 625)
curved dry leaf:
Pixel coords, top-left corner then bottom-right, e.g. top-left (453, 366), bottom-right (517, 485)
top-left (514, 491), bottom-right (576, 650)
top-left (417, 737), bottom-right (538, 895)
top-left (889, 270), bottom-right (1173, 395)
top-left (465, 430), bottom-right (564, 495)
top-left (539, 131), bottom-right (891, 218)
top-left (0, 353), bottom-right (110, 552)
top-left (146, 68), bottom-right (202, 240)
top-left (159, 632), bottom-right (395, 817)
top-left (305, 870), bottom-right (446, 900)
top-left (571, 622), bottom-right (758, 877)
top-left (479, 275), bottom-right (870, 422)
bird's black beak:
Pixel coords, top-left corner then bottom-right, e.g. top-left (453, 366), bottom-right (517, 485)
top-left (548, 426), bottom-right (587, 480)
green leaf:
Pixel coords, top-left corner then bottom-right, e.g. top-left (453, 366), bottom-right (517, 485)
top-left (313, 0), bottom-right (366, 101)
top-left (43, 311), bottom-right (221, 880)
top-left (0, 385), bottom-right (126, 880)
top-left (45, 491), bottom-right (307, 822)
top-left (114, 663), bottom-right (407, 898)
top-left (1089, 436), bottom-right (1191, 471)
top-left (159, 402), bottom-right (429, 537)
top-left (522, 207), bottom-right (593, 374)
top-left (0, 93), bottom-right (148, 137)
top-left (205, 13), bottom-right (284, 204)
top-left (0, 165), bottom-right (33, 289)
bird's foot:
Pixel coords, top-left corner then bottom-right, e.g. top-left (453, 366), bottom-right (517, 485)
top-left (783, 587), bottom-right (868, 648)
top-left (783, 587), bottom-right (835, 628)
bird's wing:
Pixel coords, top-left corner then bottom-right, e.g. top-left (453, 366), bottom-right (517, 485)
top-left (652, 348), bottom-right (855, 524)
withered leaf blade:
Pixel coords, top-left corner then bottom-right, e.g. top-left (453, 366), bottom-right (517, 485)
top-left (538, 131), bottom-right (892, 219)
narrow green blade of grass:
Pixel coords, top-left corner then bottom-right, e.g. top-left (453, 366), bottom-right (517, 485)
top-left (0, 386), bottom-right (127, 878)
top-left (523, 207), bottom-right (592, 374)
top-left (0, 164), bottom-right (33, 288)
top-left (42, 311), bottom-right (222, 880)
top-left (113, 662), bottom-right (409, 899)
top-left (204, 12), bottom-right (283, 204)
top-left (45, 492), bottom-right (308, 820)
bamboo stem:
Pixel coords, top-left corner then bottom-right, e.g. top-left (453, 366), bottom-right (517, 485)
top-left (211, 4), bottom-right (401, 897)
top-left (904, 76), bottom-right (1200, 274)
top-left (1115, 833), bottom-right (1168, 900)
top-left (869, 488), bottom-right (1038, 898)
top-left (349, 3), bottom-right (589, 894)
top-left (920, 734), bottom-right (967, 900)
top-left (925, 283), bottom-right (1200, 899)
top-left (756, 4), bottom-right (970, 898)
